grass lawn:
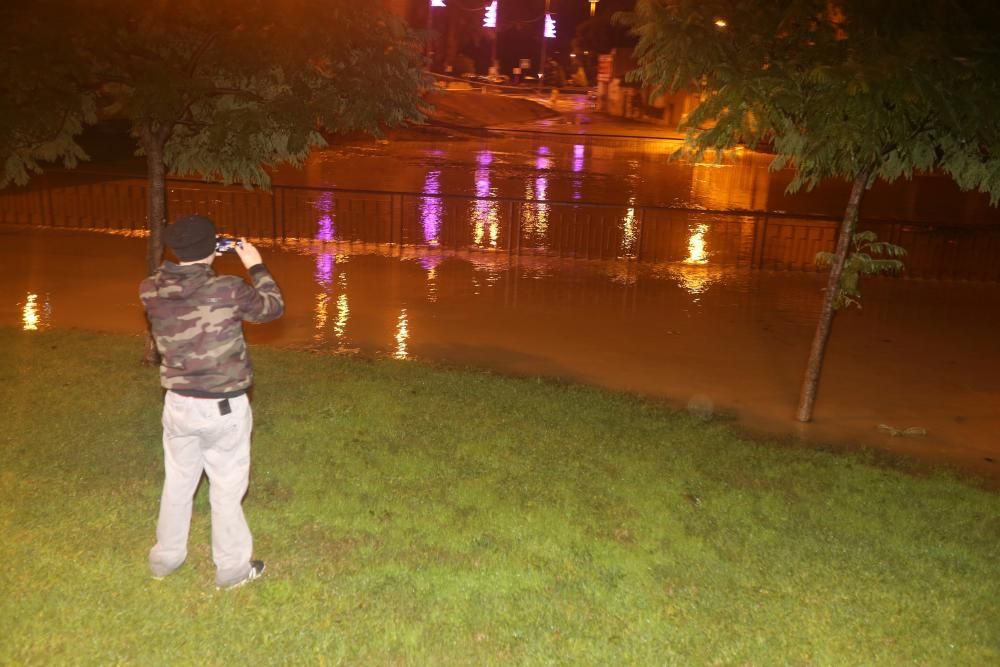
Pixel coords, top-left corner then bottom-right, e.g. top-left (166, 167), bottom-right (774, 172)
top-left (0, 328), bottom-right (997, 665)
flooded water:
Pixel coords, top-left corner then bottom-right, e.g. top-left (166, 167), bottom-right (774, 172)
top-left (12, 134), bottom-right (994, 283)
top-left (273, 129), bottom-right (1000, 225)
top-left (63, 101), bottom-right (1000, 225)
top-left (3, 225), bottom-right (998, 485)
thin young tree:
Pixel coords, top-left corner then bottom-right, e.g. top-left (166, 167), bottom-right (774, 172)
top-left (623, 0), bottom-right (1000, 421)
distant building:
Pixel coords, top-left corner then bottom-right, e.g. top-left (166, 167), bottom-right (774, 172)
top-left (595, 48), bottom-right (700, 129)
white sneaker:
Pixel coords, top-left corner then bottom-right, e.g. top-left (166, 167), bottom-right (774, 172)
top-left (217, 560), bottom-right (265, 590)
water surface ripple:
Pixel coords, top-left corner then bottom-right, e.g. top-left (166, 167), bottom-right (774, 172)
top-left (2, 226), bottom-right (997, 484)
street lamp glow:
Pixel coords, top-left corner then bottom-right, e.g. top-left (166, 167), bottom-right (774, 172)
top-left (714, 18), bottom-right (728, 28)
top-left (483, 1), bottom-right (497, 28)
top-left (544, 13), bottom-right (556, 39)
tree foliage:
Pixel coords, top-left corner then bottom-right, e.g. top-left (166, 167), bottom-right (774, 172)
top-left (623, 0), bottom-right (1000, 198)
top-left (1, 0), bottom-right (429, 189)
top-left (621, 0), bottom-right (1000, 422)
top-left (816, 231), bottom-right (906, 309)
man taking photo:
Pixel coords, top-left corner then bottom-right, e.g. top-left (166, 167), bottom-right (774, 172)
top-left (140, 214), bottom-right (284, 590)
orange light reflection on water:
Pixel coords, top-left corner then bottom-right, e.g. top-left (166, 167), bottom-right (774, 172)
top-left (684, 223), bottom-right (709, 265)
top-left (472, 151), bottom-right (499, 248)
top-left (621, 198), bottom-right (638, 258)
top-left (522, 179), bottom-right (549, 245)
top-left (619, 160), bottom-right (641, 258)
top-left (334, 273), bottom-right (349, 345)
top-left (667, 223), bottom-right (714, 296)
top-left (22, 293), bottom-right (40, 330)
top-left (394, 308), bottom-right (409, 360)
top-left (690, 153), bottom-right (759, 211)
top-left (427, 266), bottom-right (438, 302)
top-left (314, 291), bottom-right (330, 344)
top-left (313, 253), bottom-right (334, 344)
top-left (21, 292), bottom-right (50, 331)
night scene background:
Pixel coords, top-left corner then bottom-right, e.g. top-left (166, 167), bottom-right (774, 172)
top-left (1, 1), bottom-right (998, 664)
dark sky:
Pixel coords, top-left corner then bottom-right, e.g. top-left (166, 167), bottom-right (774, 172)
top-left (499, 0), bottom-right (635, 41)
top-left (488, 0), bottom-right (635, 67)
top-left (419, 0), bottom-right (636, 72)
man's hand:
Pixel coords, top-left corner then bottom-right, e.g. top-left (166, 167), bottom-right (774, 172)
top-left (234, 239), bottom-right (263, 270)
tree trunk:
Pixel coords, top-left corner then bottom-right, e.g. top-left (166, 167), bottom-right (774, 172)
top-left (144, 135), bottom-right (168, 277)
top-left (140, 124), bottom-right (169, 366)
top-left (795, 170), bottom-right (870, 422)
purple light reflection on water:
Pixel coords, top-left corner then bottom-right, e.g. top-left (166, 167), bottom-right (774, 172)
top-left (313, 192), bottom-right (336, 242)
top-left (571, 144), bottom-right (585, 200)
top-left (312, 251), bottom-right (335, 345)
top-left (314, 252), bottom-right (334, 287)
top-left (416, 255), bottom-right (446, 272)
top-left (420, 170), bottom-right (443, 246)
top-left (475, 169), bottom-right (490, 199)
top-left (572, 144), bottom-right (585, 172)
top-left (535, 174), bottom-right (548, 201)
top-left (473, 150), bottom-right (499, 247)
top-left (536, 145), bottom-right (553, 171)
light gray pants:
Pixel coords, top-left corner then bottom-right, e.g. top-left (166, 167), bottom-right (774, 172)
top-left (149, 391), bottom-right (254, 587)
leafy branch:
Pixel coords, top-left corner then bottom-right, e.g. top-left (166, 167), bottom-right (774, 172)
top-left (816, 230), bottom-right (906, 309)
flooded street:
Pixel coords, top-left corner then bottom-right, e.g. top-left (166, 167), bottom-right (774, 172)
top-left (73, 95), bottom-right (1000, 224)
top-left (2, 99), bottom-right (998, 483)
top-left (271, 106), bottom-right (1000, 225)
top-left (3, 225), bottom-right (998, 484)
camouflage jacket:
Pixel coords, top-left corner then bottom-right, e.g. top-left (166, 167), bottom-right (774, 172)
top-left (140, 261), bottom-right (284, 397)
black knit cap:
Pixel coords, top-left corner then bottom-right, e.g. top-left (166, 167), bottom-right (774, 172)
top-left (165, 215), bottom-right (217, 261)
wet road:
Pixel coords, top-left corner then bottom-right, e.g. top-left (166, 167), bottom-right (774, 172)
top-left (3, 226), bottom-right (998, 485)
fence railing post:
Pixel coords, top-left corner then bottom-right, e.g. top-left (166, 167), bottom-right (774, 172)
top-left (10, 170), bottom-right (1000, 282)
top-left (513, 201), bottom-right (522, 255)
top-left (45, 179), bottom-right (56, 228)
top-left (391, 193), bottom-right (403, 249)
top-left (752, 213), bottom-right (769, 269)
top-left (507, 199), bottom-right (515, 254)
top-left (270, 187), bottom-right (279, 241)
top-left (636, 206), bottom-right (646, 262)
top-left (278, 188), bottom-right (286, 241)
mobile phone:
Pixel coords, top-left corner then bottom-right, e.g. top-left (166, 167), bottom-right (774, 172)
top-left (215, 237), bottom-right (243, 253)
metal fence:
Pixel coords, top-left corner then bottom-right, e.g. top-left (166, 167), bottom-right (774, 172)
top-left (2, 170), bottom-right (999, 281)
